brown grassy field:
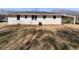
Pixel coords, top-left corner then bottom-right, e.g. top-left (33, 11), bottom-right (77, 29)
top-left (0, 24), bottom-right (79, 50)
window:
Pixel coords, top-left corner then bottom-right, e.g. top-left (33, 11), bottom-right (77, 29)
top-left (35, 15), bottom-right (37, 20)
top-left (53, 16), bottom-right (56, 19)
top-left (17, 15), bottom-right (20, 20)
top-left (43, 15), bottom-right (46, 19)
top-left (78, 18), bottom-right (79, 21)
top-left (0, 15), bottom-right (6, 22)
top-left (32, 15), bottom-right (35, 20)
top-left (25, 15), bottom-right (27, 18)
top-left (32, 15), bottom-right (37, 20)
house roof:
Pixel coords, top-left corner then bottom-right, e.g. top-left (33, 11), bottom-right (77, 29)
top-left (8, 11), bottom-right (59, 14)
top-left (7, 11), bottom-right (65, 16)
top-left (0, 9), bottom-right (79, 16)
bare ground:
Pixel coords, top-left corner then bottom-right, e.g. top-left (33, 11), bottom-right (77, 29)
top-left (0, 24), bottom-right (79, 50)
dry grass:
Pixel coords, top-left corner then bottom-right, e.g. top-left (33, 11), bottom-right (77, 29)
top-left (0, 24), bottom-right (79, 50)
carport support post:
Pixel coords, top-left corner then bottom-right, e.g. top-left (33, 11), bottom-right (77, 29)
top-left (74, 16), bottom-right (76, 25)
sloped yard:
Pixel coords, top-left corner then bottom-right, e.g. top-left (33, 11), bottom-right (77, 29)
top-left (0, 25), bottom-right (79, 50)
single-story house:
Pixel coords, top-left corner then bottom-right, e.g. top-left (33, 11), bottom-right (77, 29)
top-left (0, 11), bottom-right (79, 25)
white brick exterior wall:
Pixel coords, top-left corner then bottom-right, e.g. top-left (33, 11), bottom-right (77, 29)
top-left (8, 15), bottom-right (62, 25)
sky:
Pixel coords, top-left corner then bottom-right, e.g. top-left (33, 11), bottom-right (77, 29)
top-left (0, 8), bottom-right (79, 12)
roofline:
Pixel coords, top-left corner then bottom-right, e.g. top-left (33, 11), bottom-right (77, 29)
top-left (0, 11), bottom-right (78, 17)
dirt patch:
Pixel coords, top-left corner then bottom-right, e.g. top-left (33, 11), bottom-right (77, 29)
top-left (0, 25), bottom-right (79, 50)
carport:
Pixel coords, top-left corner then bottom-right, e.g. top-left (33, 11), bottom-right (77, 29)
top-left (61, 14), bottom-right (76, 25)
